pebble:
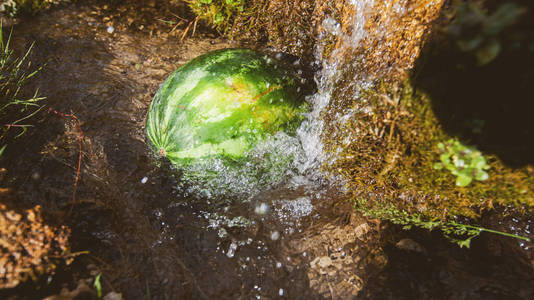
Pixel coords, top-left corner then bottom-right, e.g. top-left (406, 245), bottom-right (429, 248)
top-left (395, 238), bottom-right (426, 253)
top-left (318, 256), bottom-right (332, 268)
top-left (103, 292), bottom-right (123, 300)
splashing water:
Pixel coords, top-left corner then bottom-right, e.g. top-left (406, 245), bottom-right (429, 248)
top-left (162, 4), bottom-right (380, 270)
top-left (176, 0), bottom-right (377, 203)
top-left (175, 131), bottom-right (308, 201)
top-left (297, 0), bottom-right (375, 174)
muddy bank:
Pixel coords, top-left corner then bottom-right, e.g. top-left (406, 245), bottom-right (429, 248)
top-left (0, 1), bottom-right (533, 299)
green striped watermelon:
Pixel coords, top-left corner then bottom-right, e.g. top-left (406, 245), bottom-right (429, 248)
top-left (146, 48), bottom-right (308, 166)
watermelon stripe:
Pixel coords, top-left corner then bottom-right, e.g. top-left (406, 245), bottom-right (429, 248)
top-left (146, 48), bottom-right (308, 164)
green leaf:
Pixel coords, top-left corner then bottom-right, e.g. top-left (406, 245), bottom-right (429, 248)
top-left (485, 3), bottom-right (524, 36)
top-left (94, 273), bottom-right (102, 299)
top-left (457, 36), bottom-right (484, 52)
top-left (433, 162), bottom-right (443, 170)
top-left (214, 12), bottom-right (225, 25)
top-left (471, 155), bottom-right (487, 169)
top-left (475, 39), bottom-right (501, 65)
top-left (457, 237), bottom-right (472, 248)
top-left (456, 173), bottom-right (472, 187)
top-left (475, 170), bottom-right (489, 181)
top-left (454, 158), bottom-right (465, 168)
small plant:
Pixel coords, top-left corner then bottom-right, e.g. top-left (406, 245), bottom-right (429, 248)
top-left (94, 273), bottom-right (102, 299)
top-left (433, 139), bottom-right (490, 187)
top-left (446, 0), bottom-right (525, 65)
top-left (354, 198), bottom-right (530, 248)
top-left (185, 0), bottom-right (245, 33)
top-left (0, 24), bottom-right (45, 156)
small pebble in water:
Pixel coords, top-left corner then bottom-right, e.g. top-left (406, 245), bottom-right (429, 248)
top-left (255, 203), bottom-right (269, 215)
top-left (141, 176), bottom-right (148, 184)
top-left (106, 26), bottom-right (115, 34)
top-left (270, 231), bottom-right (280, 241)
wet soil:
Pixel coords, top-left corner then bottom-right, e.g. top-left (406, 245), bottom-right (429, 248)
top-left (1, 1), bottom-right (533, 299)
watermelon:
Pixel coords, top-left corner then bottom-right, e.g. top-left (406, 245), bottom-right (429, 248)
top-left (146, 48), bottom-right (308, 166)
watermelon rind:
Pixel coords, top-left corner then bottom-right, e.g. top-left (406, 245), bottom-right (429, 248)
top-left (146, 48), bottom-right (308, 166)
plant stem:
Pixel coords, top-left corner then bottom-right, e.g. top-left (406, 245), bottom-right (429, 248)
top-left (463, 224), bottom-right (531, 242)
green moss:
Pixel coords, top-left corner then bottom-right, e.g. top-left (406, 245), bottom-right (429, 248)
top-left (327, 78), bottom-right (533, 244)
top-left (185, 0), bottom-right (247, 34)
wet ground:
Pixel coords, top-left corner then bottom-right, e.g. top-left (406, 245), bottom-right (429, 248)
top-left (1, 1), bottom-right (534, 299)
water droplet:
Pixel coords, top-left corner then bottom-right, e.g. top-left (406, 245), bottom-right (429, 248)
top-left (279, 288), bottom-right (285, 296)
top-left (218, 228), bottom-right (228, 238)
top-left (270, 231), bottom-right (280, 241)
top-left (106, 26), bottom-right (115, 34)
top-left (141, 176), bottom-right (148, 184)
top-left (255, 203), bottom-right (269, 215)
top-left (226, 242), bottom-right (238, 258)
